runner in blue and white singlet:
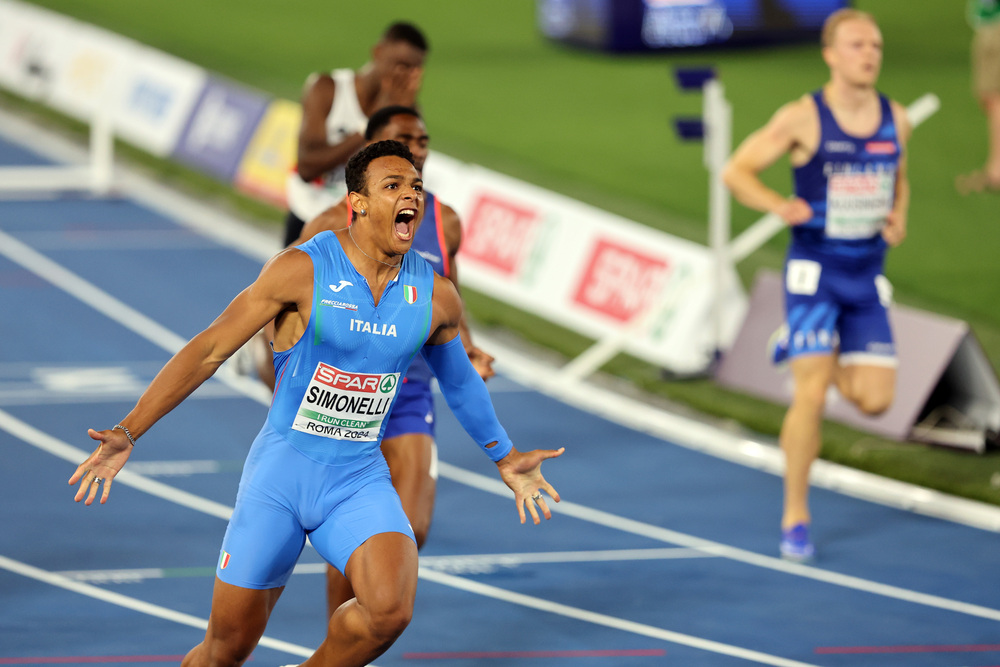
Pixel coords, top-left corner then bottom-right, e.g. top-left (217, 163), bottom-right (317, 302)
top-left (784, 90), bottom-right (901, 364)
top-left (723, 9), bottom-right (911, 562)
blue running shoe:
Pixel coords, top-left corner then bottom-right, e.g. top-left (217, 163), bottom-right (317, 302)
top-left (767, 323), bottom-right (790, 369)
top-left (780, 523), bottom-right (815, 561)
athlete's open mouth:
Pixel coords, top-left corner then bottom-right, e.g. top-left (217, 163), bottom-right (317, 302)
top-left (394, 208), bottom-right (417, 239)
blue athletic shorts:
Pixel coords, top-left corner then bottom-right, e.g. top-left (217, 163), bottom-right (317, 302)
top-left (782, 246), bottom-right (896, 366)
top-left (216, 421), bottom-right (415, 589)
top-left (382, 378), bottom-right (435, 440)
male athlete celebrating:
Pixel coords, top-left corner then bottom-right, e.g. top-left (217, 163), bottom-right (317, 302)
top-left (71, 141), bottom-right (563, 667)
top-left (295, 105), bottom-right (494, 617)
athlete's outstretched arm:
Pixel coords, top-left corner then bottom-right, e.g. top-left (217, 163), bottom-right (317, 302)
top-left (423, 275), bottom-right (563, 524)
top-left (69, 248), bottom-right (313, 506)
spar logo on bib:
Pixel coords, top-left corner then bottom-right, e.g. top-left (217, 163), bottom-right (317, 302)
top-left (402, 285), bottom-right (417, 304)
top-left (292, 362), bottom-right (401, 441)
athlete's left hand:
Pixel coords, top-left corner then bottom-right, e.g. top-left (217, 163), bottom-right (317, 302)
top-left (496, 445), bottom-right (565, 525)
top-left (882, 209), bottom-right (907, 247)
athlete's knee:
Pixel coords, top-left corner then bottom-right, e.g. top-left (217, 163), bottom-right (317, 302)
top-left (198, 631), bottom-right (258, 667)
top-left (791, 379), bottom-right (829, 413)
top-left (855, 389), bottom-right (894, 416)
top-left (364, 591), bottom-right (413, 644)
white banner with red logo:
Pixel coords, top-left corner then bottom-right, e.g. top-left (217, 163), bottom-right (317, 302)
top-left (424, 152), bottom-right (747, 374)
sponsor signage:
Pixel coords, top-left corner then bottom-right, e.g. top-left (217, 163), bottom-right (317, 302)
top-left (462, 193), bottom-right (541, 276)
top-left (110, 47), bottom-right (206, 156)
top-left (47, 24), bottom-right (137, 121)
top-left (572, 238), bottom-right (671, 322)
top-left (0, 0), bottom-right (75, 100)
top-left (234, 98), bottom-right (301, 206)
top-left (173, 76), bottom-right (269, 181)
top-left (0, 1), bottom-right (746, 375)
top-left (424, 152), bottom-right (746, 373)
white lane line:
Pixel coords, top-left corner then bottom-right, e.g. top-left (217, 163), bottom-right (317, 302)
top-left (439, 461), bottom-right (1000, 623)
top-left (0, 227), bottom-right (273, 407)
top-left (0, 408), bottom-right (233, 521)
top-left (0, 554), bottom-right (313, 659)
top-left (55, 548), bottom-right (717, 584)
top-left (418, 567), bottom-right (820, 667)
top-left (417, 547), bottom-right (718, 570)
top-left (8, 392), bottom-right (1000, 629)
top-left (126, 460), bottom-right (227, 476)
top-left (0, 412), bottom-right (809, 664)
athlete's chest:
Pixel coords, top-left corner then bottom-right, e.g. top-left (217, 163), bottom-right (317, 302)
top-left (312, 273), bottom-right (430, 354)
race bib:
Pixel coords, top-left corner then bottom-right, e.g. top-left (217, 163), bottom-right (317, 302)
top-left (292, 362), bottom-right (400, 441)
top-left (786, 259), bottom-right (821, 295)
top-left (826, 170), bottom-right (894, 240)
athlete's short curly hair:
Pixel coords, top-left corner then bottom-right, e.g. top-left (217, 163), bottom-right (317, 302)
top-left (365, 106), bottom-right (421, 141)
top-left (383, 22), bottom-right (429, 53)
top-left (345, 140), bottom-right (415, 197)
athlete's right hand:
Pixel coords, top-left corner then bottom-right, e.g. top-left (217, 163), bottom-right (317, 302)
top-left (775, 197), bottom-right (813, 226)
top-left (377, 65), bottom-right (422, 108)
top-left (69, 428), bottom-right (134, 506)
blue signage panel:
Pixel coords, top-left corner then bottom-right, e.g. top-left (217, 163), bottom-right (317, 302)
top-left (538, 0), bottom-right (851, 52)
top-left (173, 77), bottom-right (270, 181)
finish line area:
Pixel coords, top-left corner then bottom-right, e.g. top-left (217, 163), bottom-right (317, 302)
top-left (1, 112), bottom-right (999, 667)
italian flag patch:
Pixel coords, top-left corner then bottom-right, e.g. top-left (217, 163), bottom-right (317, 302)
top-left (219, 551), bottom-right (231, 569)
top-left (403, 285), bottom-right (417, 304)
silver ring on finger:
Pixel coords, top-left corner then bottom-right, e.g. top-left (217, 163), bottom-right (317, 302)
top-left (93, 477), bottom-right (104, 484)
top-left (531, 492), bottom-right (542, 501)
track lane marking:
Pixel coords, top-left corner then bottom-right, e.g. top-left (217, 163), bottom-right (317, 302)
top-left (0, 554), bottom-right (312, 659)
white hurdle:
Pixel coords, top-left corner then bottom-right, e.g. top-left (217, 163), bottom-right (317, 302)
top-left (0, 109), bottom-right (114, 195)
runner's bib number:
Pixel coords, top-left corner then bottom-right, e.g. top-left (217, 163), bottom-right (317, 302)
top-left (825, 170), bottom-right (894, 240)
top-left (292, 362), bottom-right (399, 441)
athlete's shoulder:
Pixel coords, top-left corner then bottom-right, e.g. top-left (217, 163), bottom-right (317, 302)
top-left (773, 93), bottom-right (818, 127)
top-left (296, 229), bottom-right (344, 262)
top-left (753, 93), bottom-right (816, 149)
top-left (297, 200), bottom-right (350, 245)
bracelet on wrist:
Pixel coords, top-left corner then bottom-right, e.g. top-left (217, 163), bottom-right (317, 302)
top-left (113, 423), bottom-right (137, 447)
